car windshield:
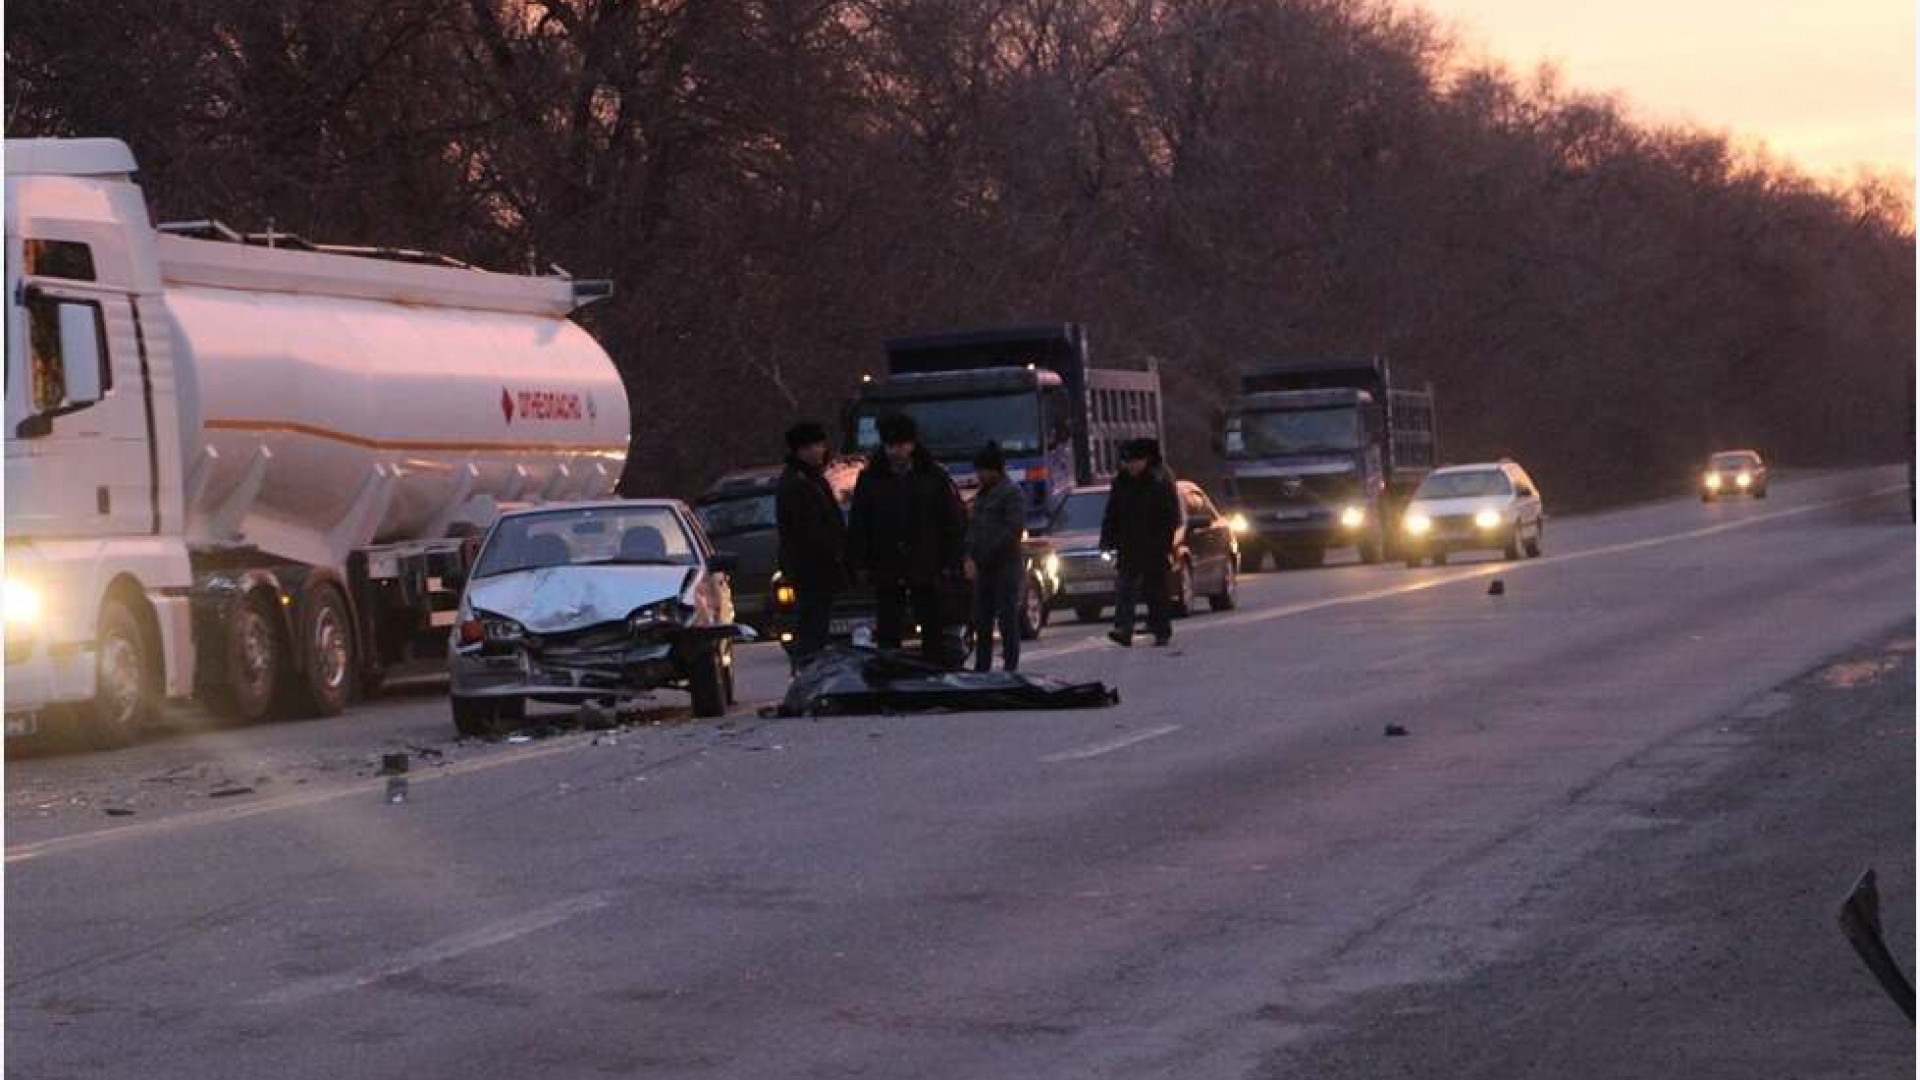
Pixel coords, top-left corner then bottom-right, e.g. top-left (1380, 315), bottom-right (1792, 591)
top-left (1227, 406), bottom-right (1362, 457)
top-left (1416, 470), bottom-right (1513, 500)
top-left (1710, 453), bottom-right (1759, 469)
top-left (850, 391), bottom-right (1041, 458)
top-left (1049, 490), bottom-right (1109, 535)
top-left (474, 506), bottom-right (699, 578)
top-left (696, 492), bottom-right (776, 537)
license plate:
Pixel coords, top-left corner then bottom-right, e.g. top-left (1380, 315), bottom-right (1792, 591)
top-left (1063, 581), bottom-right (1108, 595)
top-left (1271, 510), bottom-right (1312, 522)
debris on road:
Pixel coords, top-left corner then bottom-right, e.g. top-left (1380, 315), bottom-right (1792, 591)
top-left (578, 701), bottom-right (619, 731)
top-left (378, 753), bottom-right (409, 776)
top-left (205, 786), bottom-right (255, 799)
top-left (774, 646), bottom-right (1118, 718)
top-left (507, 734), bottom-right (533, 744)
top-left (1384, 723), bottom-right (1410, 737)
top-left (1488, 579), bottom-right (1506, 596)
top-left (386, 777), bottom-right (408, 805)
top-left (102, 807), bottom-right (136, 817)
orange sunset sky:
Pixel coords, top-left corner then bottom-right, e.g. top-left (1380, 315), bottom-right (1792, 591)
top-left (1420, 0), bottom-right (1916, 180)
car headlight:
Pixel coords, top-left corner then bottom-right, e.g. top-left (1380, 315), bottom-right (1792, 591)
top-left (1043, 553), bottom-right (1061, 577)
top-left (1474, 508), bottom-right (1503, 529)
top-left (774, 584), bottom-right (797, 606)
top-left (1228, 512), bottom-right (1251, 536)
top-left (1705, 473), bottom-right (1722, 490)
top-left (1735, 472), bottom-right (1752, 488)
top-left (1404, 512), bottom-right (1432, 536)
top-left (1339, 505), bottom-right (1366, 529)
top-left (462, 614), bottom-right (525, 643)
top-left (1100, 550), bottom-right (1116, 563)
top-left (4, 579), bottom-right (42, 627)
top-left (629, 600), bottom-right (691, 631)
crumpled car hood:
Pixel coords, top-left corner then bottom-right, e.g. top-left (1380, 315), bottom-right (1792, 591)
top-left (466, 565), bottom-right (692, 633)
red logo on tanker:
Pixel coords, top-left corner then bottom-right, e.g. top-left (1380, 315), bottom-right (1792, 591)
top-left (501, 387), bottom-right (584, 424)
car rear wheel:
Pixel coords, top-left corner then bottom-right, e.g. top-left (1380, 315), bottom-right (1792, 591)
top-left (1208, 560), bottom-right (1238, 611)
top-left (1171, 561), bottom-right (1196, 617)
top-left (689, 642), bottom-right (731, 718)
top-left (451, 694), bottom-right (525, 738)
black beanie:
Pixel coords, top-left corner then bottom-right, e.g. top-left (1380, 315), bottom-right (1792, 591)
top-left (785, 421), bottom-right (828, 452)
top-left (877, 413), bottom-right (918, 445)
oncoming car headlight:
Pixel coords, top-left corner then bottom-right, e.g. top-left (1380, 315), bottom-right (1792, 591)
top-left (1339, 506), bottom-right (1366, 529)
top-left (1404, 512), bottom-right (1432, 536)
top-left (1043, 553), bottom-right (1061, 577)
top-left (1228, 513), bottom-right (1251, 536)
top-left (1704, 473), bottom-right (1723, 490)
top-left (1473, 508), bottom-right (1503, 529)
top-left (1735, 472), bottom-right (1752, 488)
top-left (4, 579), bottom-right (43, 627)
top-left (774, 584), bottom-right (797, 607)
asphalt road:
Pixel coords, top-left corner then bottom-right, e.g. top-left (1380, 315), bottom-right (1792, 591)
top-left (6, 467), bottom-right (1913, 1079)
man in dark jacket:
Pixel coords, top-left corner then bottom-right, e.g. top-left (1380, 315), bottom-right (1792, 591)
top-left (1100, 438), bottom-right (1181, 647)
top-left (847, 414), bottom-right (966, 665)
top-left (775, 421), bottom-right (849, 662)
top-left (964, 441), bottom-right (1027, 672)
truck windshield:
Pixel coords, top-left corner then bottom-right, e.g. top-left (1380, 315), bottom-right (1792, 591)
top-left (475, 507), bottom-right (699, 578)
top-left (696, 493), bottom-right (776, 537)
top-left (851, 392), bottom-right (1042, 458)
top-left (1228, 407), bottom-right (1361, 457)
top-left (1415, 470), bottom-right (1512, 499)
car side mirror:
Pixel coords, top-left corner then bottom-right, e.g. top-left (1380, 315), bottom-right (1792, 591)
top-left (709, 551), bottom-right (740, 574)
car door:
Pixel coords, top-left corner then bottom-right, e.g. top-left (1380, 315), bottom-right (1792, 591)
top-left (1507, 466), bottom-right (1542, 528)
top-left (1180, 485), bottom-right (1228, 590)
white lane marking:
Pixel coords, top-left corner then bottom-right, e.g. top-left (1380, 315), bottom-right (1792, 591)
top-left (1041, 724), bottom-right (1183, 763)
top-left (250, 891), bottom-right (612, 1006)
top-left (1025, 485), bottom-right (1906, 663)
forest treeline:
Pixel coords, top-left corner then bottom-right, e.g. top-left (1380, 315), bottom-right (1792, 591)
top-left (10, 0), bottom-right (1913, 505)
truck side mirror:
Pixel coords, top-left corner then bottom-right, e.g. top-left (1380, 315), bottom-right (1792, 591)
top-left (58, 303), bottom-right (105, 406)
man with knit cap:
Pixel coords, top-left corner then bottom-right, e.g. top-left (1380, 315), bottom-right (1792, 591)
top-left (775, 420), bottom-right (848, 662)
top-left (847, 413), bottom-right (966, 665)
top-left (1100, 437), bottom-right (1180, 647)
top-left (963, 441), bottom-right (1026, 672)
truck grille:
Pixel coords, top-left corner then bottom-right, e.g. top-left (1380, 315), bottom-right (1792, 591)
top-left (1233, 474), bottom-right (1360, 507)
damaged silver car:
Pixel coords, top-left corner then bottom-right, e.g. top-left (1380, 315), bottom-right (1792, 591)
top-left (448, 500), bottom-right (754, 735)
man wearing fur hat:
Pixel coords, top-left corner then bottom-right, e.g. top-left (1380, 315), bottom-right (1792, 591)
top-left (1099, 438), bottom-right (1181, 647)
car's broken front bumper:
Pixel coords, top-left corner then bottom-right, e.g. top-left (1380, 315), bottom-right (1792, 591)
top-left (450, 624), bottom-right (753, 700)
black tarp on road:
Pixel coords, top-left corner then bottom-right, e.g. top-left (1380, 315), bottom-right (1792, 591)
top-left (771, 647), bottom-right (1119, 718)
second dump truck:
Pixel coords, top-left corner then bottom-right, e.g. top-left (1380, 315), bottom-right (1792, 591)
top-left (1218, 357), bottom-right (1435, 569)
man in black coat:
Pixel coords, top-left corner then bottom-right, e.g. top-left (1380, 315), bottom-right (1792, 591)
top-left (1100, 438), bottom-right (1181, 647)
top-left (847, 414), bottom-right (966, 665)
top-left (775, 421), bottom-right (849, 662)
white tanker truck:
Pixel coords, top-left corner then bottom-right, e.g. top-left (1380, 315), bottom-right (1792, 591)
top-left (3, 138), bottom-right (632, 747)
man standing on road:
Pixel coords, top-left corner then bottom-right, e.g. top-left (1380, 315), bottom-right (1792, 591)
top-left (848, 414), bottom-right (966, 665)
top-left (775, 421), bottom-right (849, 664)
top-left (964, 441), bottom-right (1026, 673)
top-left (1100, 438), bottom-right (1180, 648)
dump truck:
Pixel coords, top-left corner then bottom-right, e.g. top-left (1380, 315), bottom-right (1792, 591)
top-left (1217, 357), bottom-right (1435, 569)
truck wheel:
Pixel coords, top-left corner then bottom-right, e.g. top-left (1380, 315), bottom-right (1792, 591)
top-left (451, 694), bottom-right (524, 738)
top-left (1208, 560), bottom-right (1238, 611)
top-left (689, 642), bottom-right (730, 718)
top-left (1075, 604), bottom-right (1104, 623)
top-left (289, 584), bottom-right (356, 718)
top-left (1018, 576), bottom-right (1047, 641)
top-left (206, 590), bottom-right (283, 725)
top-left (82, 600), bottom-right (160, 750)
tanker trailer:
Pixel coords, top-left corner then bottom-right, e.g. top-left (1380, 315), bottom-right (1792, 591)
top-left (4, 138), bottom-right (630, 747)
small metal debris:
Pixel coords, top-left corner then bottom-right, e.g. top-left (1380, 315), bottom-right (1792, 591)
top-left (379, 753), bottom-right (409, 776)
top-left (206, 785), bottom-right (255, 799)
top-left (1384, 723), bottom-right (1410, 737)
top-left (579, 701), bottom-right (618, 731)
top-left (386, 777), bottom-right (408, 805)
top-left (1487, 579), bottom-right (1506, 596)
top-left (102, 807), bottom-right (136, 817)
top-left (506, 734), bottom-right (533, 744)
